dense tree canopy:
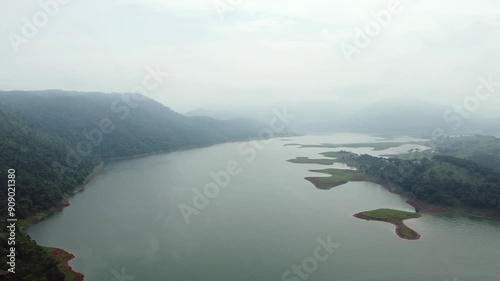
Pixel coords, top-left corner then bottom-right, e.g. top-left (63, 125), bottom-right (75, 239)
top-left (354, 153), bottom-right (500, 210)
top-left (0, 90), bottom-right (277, 158)
top-left (0, 227), bottom-right (64, 281)
top-left (0, 106), bottom-right (100, 218)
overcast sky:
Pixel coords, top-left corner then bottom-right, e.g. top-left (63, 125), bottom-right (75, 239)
top-left (1, 0), bottom-right (499, 115)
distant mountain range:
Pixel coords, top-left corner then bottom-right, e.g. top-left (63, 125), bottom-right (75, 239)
top-left (186, 98), bottom-right (500, 135)
top-left (0, 90), bottom-right (288, 158)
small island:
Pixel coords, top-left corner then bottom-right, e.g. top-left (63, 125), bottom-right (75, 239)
top-left (283, 141), bottom-right (425, 150)
top-left (287, 157), bottom-right (336, 165)
top-left (290, 151), bottom-right (378, 189)
top-left (354, 209), bottom-right (421, 240)
top-left (287, 136), bottom-right (500, 219)
top-left (305, 168), bottom-right (377, 190)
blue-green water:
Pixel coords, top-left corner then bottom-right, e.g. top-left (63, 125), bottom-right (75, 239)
top-left (28, 134), bottom-right (500, 281)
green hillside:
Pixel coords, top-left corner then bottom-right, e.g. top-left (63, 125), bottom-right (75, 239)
top-left (0, 90), bottom-right (284, 281)
top-left (433, 135), bottom-right (500, 172)
top-left (0, 106), bottom-right (100, 218)
top-left (0, 90), bottom-right (277, 158)
top-left (0, 226), bottom-right (64, 281)
top-left (304, 151), bottom-right (500, 211)
top-left (402, 155), bottom-right (500, 209)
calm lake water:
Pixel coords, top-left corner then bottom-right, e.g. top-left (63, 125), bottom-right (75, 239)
top-left (28, 133), bottom-right (500, 281)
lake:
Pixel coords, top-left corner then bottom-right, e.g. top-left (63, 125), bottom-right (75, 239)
top-left (27, 133), bottom-right (500, 281)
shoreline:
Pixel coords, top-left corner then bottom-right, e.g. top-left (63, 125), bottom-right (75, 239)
top-left (104, 134), bottom-right (298, 162)
top-left (387, 186), bottom-right (500, 220)
top-left (23, 135), bottom-right (500, 279)
top-left (73, 161), bottom-right (104, 193)
top-left (384, 186), bottom-right (450, 215)
top-left (21, 162), bottom-right (104, 280)
top-left (20, 161), bottom-right (104, 231)
top-left (305, 176), bottom-right (386, 191)
top-left (305, 174), bottom-right (500, 221)
top-left (353, 212), bottom-right (421, 240)
top-left (305, 177), bottom-right (348, 190)
top-left (20, 136), bottom-right (296, 280)
top-left (46, 247), bottom-right (84, 281)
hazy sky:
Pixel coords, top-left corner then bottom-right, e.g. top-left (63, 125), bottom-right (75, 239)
top-left (1, 0), bottom-right (499, 115)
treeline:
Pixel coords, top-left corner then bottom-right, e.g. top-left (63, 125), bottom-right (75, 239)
top-left (433, 155), bottom-right (500, 182)
top-left (433, 135), bottom-right (500, 172)
top-left (0, 227), bottom-right (64, 281)
top-left (354, 154), bottom-right (500, 210)
top-left (0, 91), bottom-right (276, 158)
top-left (0, 106), bottom-right (100, 218)
top-left (0, 107), bottom-right (98, 281)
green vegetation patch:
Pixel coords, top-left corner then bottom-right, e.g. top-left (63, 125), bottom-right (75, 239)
top-left (305, 168), bottom-right (378, 190)
top-left (290, 142), bottom-right (500, 213)
top-left (360, 208), bottom-right (420, 220)
top-left (287, 157), bottom-right (336, 165)
top-left (0, 227), bottom-right (65, 281)
top-left (433, 135), bottom-right (500, 172)
top-left (397, 222), bottom-right (419, 240)
top-left (320, 150), bottom-right (358, 159)
top-left (354, 209), bottom-right (421, 240)
top-left (319, 151), bottom-right (360, 166)
top-left (292, 142), bottom-right (426, 151)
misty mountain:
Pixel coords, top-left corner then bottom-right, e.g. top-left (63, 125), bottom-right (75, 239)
top-left (186, 98), bottom-right (499, 135)
top-left (336, 98), bottom-right (500, 135)
top-left (335, 99), bottom-right (443, 133)
top-left (185, 108), bottom-right (236, 120)
top-left (185, 103), bottom-right (356, 133)
top-left (0, 90), bottom-right (281, 158)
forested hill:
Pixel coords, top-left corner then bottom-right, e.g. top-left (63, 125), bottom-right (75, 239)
top-left (0, 106), bottom-right (96, 281)
top-left (352, 153), bottom-right (500, 211)
top-left (0, 106), bottom-right (100, 218)
top-left (0, 90), bottom-right (278, 158)
top-left (0, 90), bottom-right (287, 281)
top-left (0, 90), bottom-right (286, 219)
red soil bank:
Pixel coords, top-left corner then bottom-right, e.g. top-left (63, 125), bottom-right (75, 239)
top-left (51, 248), bottom-right (84, 281)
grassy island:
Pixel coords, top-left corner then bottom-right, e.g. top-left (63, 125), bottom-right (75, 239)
top-left (287, 157), bottom-right (336, 165)
top-left (305, 168), bottom-right (378, 189)
top-left (284, 141), bottom-right (425, 150)
top-left (287, 137), bottom-right (500, 217)
top-left (354, 209), bottom-right (421, 240)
